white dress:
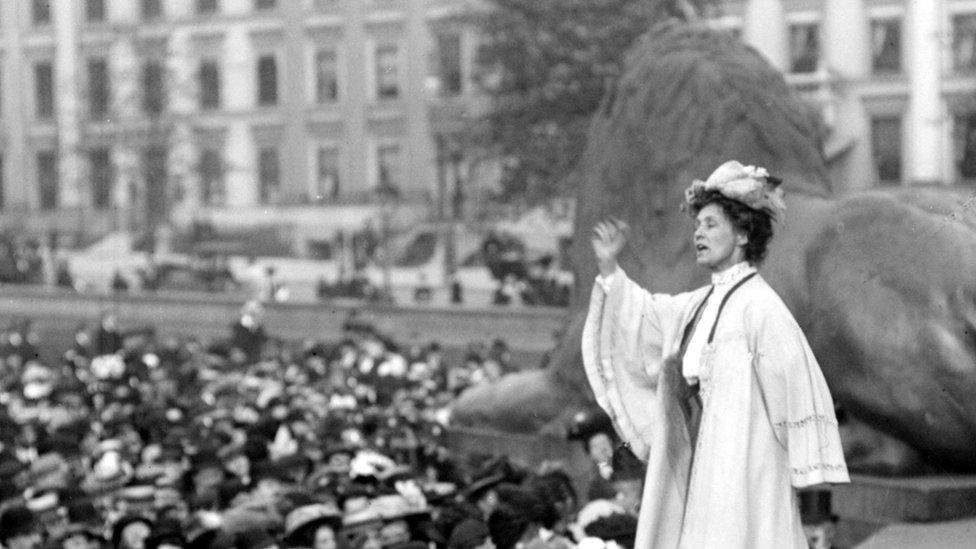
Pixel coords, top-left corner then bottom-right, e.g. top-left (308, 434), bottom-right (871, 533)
top-left (581, 263), bottom-right (849, 548)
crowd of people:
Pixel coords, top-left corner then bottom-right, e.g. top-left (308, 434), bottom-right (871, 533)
top-left (0, 234), bottom-right (73, 289)
top-left (481, 233), bottom-right (572, 309)
top-left (0, 305), bottom-right (644, 549)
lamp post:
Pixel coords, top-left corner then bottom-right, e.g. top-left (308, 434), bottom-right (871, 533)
top-left (375, 184), bottom-right (399, 303)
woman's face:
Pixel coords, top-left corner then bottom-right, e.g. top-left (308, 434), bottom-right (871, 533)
top-left (694, 203), bottom-right (747, 272)
top-left (314, 526), bottom-right (338, 549)
top-left (120, 522), bottom-right (151, 549)
top-left (587, 433), bottom-right (614, 464)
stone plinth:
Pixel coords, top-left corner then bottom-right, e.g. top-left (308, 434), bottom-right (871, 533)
top-left (833, 475), bottom-right (976, 524)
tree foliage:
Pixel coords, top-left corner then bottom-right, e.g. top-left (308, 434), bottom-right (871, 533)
top-left (472, 0), bottom-right (716, 204)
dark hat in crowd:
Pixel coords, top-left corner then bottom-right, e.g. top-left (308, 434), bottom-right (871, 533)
top-left (39, 431), bottom-right (81, 459)
top-left (487, 504), bottom-right (528, 549)
top-left (190, 449), bottom-right (225, 473)
top-left (216, 479), bottom-right (248, 509)
top-left (464, 472), bottom-right (506, 503)
top-left (145, 518), bottom-right (186, 549)
top-left (251, 459), bottom-right (292, 485)
top-left (583, 513), bottom-right (638, 549)
top-left (65, 499), bottom-right (103, 529)
top-left (0, 505), bottom-right (38, 542)
top-left (495, 485), bottom-right (550, 526)
top-left (567, 410), bottom-right (615, 444)
top-left (448, 518), bottom-right (491, 549)
top-left (242, 437), bottom-right (271, 463)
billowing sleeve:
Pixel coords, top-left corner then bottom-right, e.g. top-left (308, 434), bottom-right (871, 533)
top-left (748, 300), bottom-right (850, 488)
top-left (581, 268), bottom-right (697, 460)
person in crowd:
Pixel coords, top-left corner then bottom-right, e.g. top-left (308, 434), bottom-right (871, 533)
top-left (0, 505), bottom-right (41, 549)
top-left (449, 274), bottom-right (464, 305)
top-left (111, 270), bottom-right (130, 293)
top-left (447, 518), bottom-right (493, 549)
top-left (112, 515), bottom-right (154, 549)
top-left (231, 300), bottom-right (268, 364)
top-left (584, 161), bottom-right (849, 547)
top-left (566, 411), bottom-right (616, 502)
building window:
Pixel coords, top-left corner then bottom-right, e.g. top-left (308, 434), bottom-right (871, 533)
top-left (37, 151), bottom-right (58, 210)
top-left (257, 55), bottom-right (278, 106)
top-left (255, 0), bottom-right (277, 10)
top-left (143, 61), bottom-right (165, 115)
top-left (258, 147), bottom-right (280, 203)
top-left (953, 14), bottom-right (976, 72)
top-left (86, 0), bottom-right (106, 22)
top-left (375, 45), bottom-right (400, 100)
top-left (788, 23), bottom-right (820, 74)
top-left (88, 58), bottom-right (110, 118)
top-left (34, 61), bottom-right (54, 119)
top-left (32, 0), bottom-right (51, 25)
top-left (433, 32), bottom-right (463, 96)
top-left (315, 146), bottom-right (341, 201)
top-left (197, 0), bottom-right (218, 14)
top-left (143, 146), bottom-right (168, 226)
top-left (376, 144), bottom-right (401, 191)
top-left (870, 18), bottom-right (901, 74)
top-left (956, 113), bottom-right (976, 182)
top-left (314, 49), bottom-right (339, 104)
top-left (141, 0), bottom-right (163, 20)
top-left (199, 60), bottom-right (221, 110)
top-left (90, 149), bottom-right (113, 208)
top-left (870, 117), bottom-right (901, 185)
top-left (199, 148), bottom-right (225, 206)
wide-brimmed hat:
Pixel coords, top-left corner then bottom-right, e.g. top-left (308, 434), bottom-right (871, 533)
top-left (83, 450), bottom-right (134, 494)
top-left (369, 494), bottom-right (431, 523)
top-left (284, 503), bottom-right (344, 543)
top-left (58, 523), bottom-right (106, 544)
top-left (28, 452), bottom-right (68, 490)
top-left (684, 160), bottom-right (786, 220)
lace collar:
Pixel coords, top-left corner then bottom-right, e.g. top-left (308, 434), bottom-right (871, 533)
top-left (710, 261), bottom-right (756, 287)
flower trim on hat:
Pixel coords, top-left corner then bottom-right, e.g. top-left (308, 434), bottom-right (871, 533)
top-left (683, 160), bottom-right (786, 221)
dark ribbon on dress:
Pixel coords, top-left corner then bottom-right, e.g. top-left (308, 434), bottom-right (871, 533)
top-left (676, 272), bottom-right (758, 450)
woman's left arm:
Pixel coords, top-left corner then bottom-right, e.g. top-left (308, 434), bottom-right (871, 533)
top-left (748, 300), bottom-right (851, 488)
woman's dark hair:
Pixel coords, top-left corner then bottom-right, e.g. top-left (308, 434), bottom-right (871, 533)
top-left (689, 190), bottom-right (775, 264)
top-left (487, 505), bottom-right (529, 549)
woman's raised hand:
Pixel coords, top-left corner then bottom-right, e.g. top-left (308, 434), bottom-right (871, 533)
top-left (592, 218), bottom-right (628, 276)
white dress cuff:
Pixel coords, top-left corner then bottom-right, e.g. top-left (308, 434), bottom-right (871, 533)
top-left (594, 266), bottom-right (620, 293)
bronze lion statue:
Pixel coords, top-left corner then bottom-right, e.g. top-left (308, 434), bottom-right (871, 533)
top-left (453, 22), bottom-right (976, 474)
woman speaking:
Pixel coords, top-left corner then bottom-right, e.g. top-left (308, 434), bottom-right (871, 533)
top-left (582, 161), bottom-right (849, 548)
